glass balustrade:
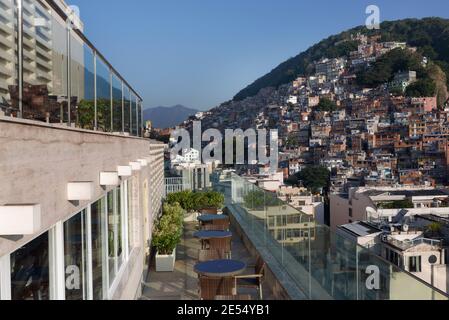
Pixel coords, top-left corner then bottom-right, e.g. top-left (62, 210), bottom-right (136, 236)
top-left (214, 172), bottom-right (449, 300)
top-left (1, 0), bottom-right (142, 136)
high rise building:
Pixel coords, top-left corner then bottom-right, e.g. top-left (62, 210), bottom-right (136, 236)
top-left (0, 0), bottom-right (165, 300)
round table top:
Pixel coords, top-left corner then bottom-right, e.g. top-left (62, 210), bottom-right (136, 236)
top-left (194, 259), bottom-right (246, 277)
top-left (193, 230), bottom-right (232, 240)
top-left (197, 214), bottom-right (229, 222)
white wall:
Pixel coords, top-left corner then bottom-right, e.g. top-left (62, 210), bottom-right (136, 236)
top-left (330, 194), bottom-right (349, 232)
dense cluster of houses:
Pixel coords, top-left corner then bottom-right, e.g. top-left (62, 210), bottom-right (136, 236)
top-left (182, 33), bottom-right (449, 194)
top-left (177, 33), bottom-right (449, 294)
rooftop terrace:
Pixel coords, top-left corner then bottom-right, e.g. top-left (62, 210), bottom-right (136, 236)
top-left (141, 221), bottom-right (274, 300)
top-left (142, 172), bottom-right (449, 300)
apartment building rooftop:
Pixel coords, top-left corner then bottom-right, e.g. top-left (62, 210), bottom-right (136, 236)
top-left (339, 221), bottom-right (383, 237)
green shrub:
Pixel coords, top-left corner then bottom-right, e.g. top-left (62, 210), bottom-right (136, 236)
top-left (201, 190), bottom-right (225, 209)
top-left (377, 199), bottom-right (414, 209)
top-left (152, 203), bottom-right (184, 255)
top-left (166, 190), bottom-right (195, 211)
top-left (166, 190), bottom-right (224, 212)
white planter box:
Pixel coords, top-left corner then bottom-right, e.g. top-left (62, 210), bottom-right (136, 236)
top-left (155, 248), bottom-right (176, 272)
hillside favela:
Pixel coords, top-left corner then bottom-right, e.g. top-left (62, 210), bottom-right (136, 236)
top-left (1, 0), bottom-right (449, 308)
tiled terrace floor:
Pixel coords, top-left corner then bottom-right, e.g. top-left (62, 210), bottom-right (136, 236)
top-left (141, 220), bottom-right (274, 300)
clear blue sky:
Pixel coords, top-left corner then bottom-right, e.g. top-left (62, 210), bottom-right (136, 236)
top-left (68, 0), bottom-right (449, 110)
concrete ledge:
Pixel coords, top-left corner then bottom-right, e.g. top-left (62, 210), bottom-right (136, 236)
top-left (0, 115), bottom-right (146, 141)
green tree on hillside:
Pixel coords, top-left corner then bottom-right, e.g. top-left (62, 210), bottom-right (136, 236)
top-left (317, 98), bottom-right (337, 112)
top-left (405, 78), bottom-right (437, 97)
top-left (287, 166), bottom-right (330, 194)
top-left (234, 18), bottom-right (449, 101)
top-left (356, 48), bottom-right (426, 87)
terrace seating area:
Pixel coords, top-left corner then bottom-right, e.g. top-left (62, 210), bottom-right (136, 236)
top-left (141, 218), bottom-right (274, 300)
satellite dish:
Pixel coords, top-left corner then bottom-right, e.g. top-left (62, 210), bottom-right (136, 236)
top-left (402, 224), bottom-right (409, 232)
top-left (429, 255), bottom-right (438, 264)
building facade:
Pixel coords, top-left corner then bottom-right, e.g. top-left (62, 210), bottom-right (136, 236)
top-left (0, 0), bottom-right (165, 300)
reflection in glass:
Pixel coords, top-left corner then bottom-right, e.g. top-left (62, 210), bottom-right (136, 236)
top-left (22, 1), bottom-right (69, 124)
top-left (131, 94), bottom-right (137, 136)
top-left (107, 190), bottom-right (116, 282)
top-left (112, 74), bottom-right (123, 132)
top-left (0, 0), bottom-right (19, 117)
top-left (70, 32), bottom-right (95, 130)
top-left (138, 99), bottom-right (142, 137)
top-left (64, 210), bottom-right (88, 300)
top-left (10, 232), bottom-right (49, 300)
top-left (96, 57), bottom-right (111, 132)
top-left (123, 86), bottom-right (131, 133)
top-left (117, 185), bottom-right (123, 269)
top-left (127, 179), bottom-right (133, 252)
top-left (91, 198), bottom-right (105, 300)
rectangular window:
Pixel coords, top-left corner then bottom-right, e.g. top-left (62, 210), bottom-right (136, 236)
top-left (64, 210), bottom-right (88, 300)
top-left (128, 179), bottom-right (134, 253)
top-left (349, 208), bottom-right (353, 217)
top-left (117, 185), bottom-right (123, 269)
top-left (409, 256), bottom-right (422, 273)
top-left (10, 232), bottom-right (50, 300)
top-left (387, 248), bottom-right (401, 267)
top-left (106, 186), bottom-right (127, 288)
top-left (91, 198), bottom-right (105, 300)
top-left (107, 191), bottom-right (116, 283)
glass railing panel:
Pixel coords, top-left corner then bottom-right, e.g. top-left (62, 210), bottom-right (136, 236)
top-left (215, 172), bottom-right (449, 300)
top-left (131, 93), bottom-right (137, 136)
top-left (123, 85), bottom-right (131, 134)
top-left (22, 1), bottom-right (69, 124)
top-left (70, 32), bottom-right (95, 130)
top-left (112, 73), bottom-right (123, 133)
top-left (96, 57), bottom-right (112, 132)
top-left (4, 0), bottom-right (143, 134)
top-left (0, 0), bottom-right (19, 118)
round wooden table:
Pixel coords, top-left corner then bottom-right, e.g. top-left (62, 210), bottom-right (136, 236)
top-left (194, 230), bottom-right (233, 250)
top-left (194, 259), bottom-right (246, 277)
top-left (197, 214), bottom-right (228, 223)
top-left (193, 230), bottom-right (232, 240)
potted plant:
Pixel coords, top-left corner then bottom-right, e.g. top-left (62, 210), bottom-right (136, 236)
top-left (152, 203), bottom-right (184, 272)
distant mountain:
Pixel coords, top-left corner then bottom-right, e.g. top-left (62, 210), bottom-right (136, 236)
top-left (233, 18), bottom-right (449, 101)
top-left (143, 105), bottom-right (198, 129)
